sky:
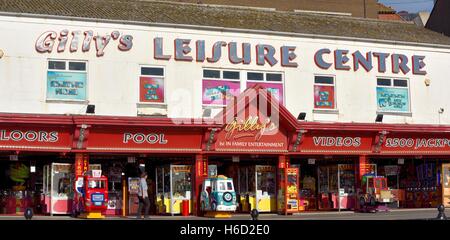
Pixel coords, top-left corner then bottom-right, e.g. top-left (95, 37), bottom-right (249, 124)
top-left (378, 0), bottom-right (435, 13)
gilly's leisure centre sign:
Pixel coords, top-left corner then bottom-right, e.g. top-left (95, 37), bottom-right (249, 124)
top-left (36, 30), bottom-right (427, 75)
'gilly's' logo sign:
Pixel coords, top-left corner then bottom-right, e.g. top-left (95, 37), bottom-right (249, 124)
top-left (224, 116), bottom-right (277, 141)
top-left (36, 30), bottom-right (133, 57)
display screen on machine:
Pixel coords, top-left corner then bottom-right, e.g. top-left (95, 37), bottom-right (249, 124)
top-left (92, 193), bottom-right (104, 203)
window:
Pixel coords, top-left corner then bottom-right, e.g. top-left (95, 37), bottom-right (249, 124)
top-left (314, 75), bottom-right (336, 110)
top-left (140, 66), bottom-right (165, 103)
top-left (376, 77), bottom-right (410, 113)
top-left (247, 72), bottom-right (264, 81)
top-left (202, 69), bottom-right (284, 106)
top-left (266, 73), bottom-right (282, 82)
top-left (46, 59), bottom-right (87, 101)
top-left (218, 182), bottom-right (226, 191)
top-left (246, 71), bottom-right (284, 105)
top-left (226, 182), bottom-right (233, 191)
top-left (203, 69), bottom-right (220, 79)
top-left (202, 69), bottom-right (240, 106)
top-left (223, 71), bottom-right (240, 80)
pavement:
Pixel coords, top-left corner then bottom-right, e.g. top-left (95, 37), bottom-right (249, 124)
top-left (0, 208), bottom-right (449, 220)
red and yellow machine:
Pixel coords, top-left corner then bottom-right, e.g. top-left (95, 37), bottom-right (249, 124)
top-left (72, 170), bottom-right (109, 219)
top-left (278, 167), bottom-right (299, 214)
top-left (358, 175), bottom-right (394, 212)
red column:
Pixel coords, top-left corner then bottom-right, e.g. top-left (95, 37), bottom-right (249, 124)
top-left (75, 153), bottom-right (89, 177)
top-left (356, 155), bottom-right (368, 186)
top-left (277, 155), bottom-right (288, 214)
top-left (194, 154), bottom-right (208, 216)
top-left (74, 153), bottom-right (89, 213)
top-left (355, 155), bottom-right (368, 210)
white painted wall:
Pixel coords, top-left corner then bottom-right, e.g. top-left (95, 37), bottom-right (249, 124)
top-left (0, 15), bottom-right (449, 125)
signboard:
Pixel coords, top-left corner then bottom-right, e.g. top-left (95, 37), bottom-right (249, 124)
top-left (139, 76), bottom-right (164, 103)
top-left (314, 85), bottom-right (335, 109)
top-left (36, 30), bottom-right (133, 57)
top-left (376, 87), bottom-right (409, 112)
top-left (381, 135), bottom-right (450, 153)
top-left (87, 127), bottom-right (202, 152)
top-left (0, 127), bottom-right (72, 150)
top-left (298, 132), bottom-right (374, 153)
top-left (202, 80), bottom-right (240, 105)
top-left (247, 82), bottom-right (284, 105)
top-left (214, 116), bottom-right (287, 152)
top-left (47, 71), bottom-right (87, 101)
top-left (153, 37), bottom-right (427, 75)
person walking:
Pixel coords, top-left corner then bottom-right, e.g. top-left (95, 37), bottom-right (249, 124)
top-left (137, 172), bottom-right (150, 219)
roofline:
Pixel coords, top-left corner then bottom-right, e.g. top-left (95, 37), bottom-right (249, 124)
top-left (1, 11), bottom-right (450, 49)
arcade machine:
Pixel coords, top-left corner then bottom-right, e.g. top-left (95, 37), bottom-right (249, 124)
top-left (127, 177), bottom-right (140, 216)
top-left (42, 163), bottom-right (73, 215)
top-left (238, 165), bottom-right (277, 213)
top-left (73, 170), bottom-right (109, 219)
top-left (155, 165), bottom-right (192, 215)
top-left (277, 167), bottom-right (299, 214)
top-left (106, 164), bottom-right (123, 215)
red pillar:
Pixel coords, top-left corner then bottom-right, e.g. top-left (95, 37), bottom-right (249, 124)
top-left (355, 155), bottom-right (368, 210)
top-left (75, 153), bottom-right (89, 177)
top-left (194, 154), bottom-right (208, 216)
top-left (277, 155), bottom-right (289, 214)
top-left (74, 153), bottom-right (89, 214)
top-left (356, 155), bottom-right (369, 186)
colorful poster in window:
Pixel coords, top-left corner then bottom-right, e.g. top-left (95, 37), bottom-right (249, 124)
top-left (247, 82), bottom-right (284, 105)
top-left (314, 85), bottom-right (335, 109)
top-left (376, 87), bottom-right (409, 112)
top-left (140, 76), bottom-right (164, 103)
top-left (47, 71), bottom-right (87, 101)
top-left (202, 80), bottom-right (240, 105)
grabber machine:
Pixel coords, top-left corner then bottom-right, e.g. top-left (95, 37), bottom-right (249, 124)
top-left (72, 170), bottom-right (109, 219)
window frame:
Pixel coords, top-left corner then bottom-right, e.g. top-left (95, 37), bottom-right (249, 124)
top-left (202, 68), bottom-right (241, 107)
top-left (202, 68), bottom-right (285, 107)
top-left (313, 74), bottom-right (337, 111)
top-left (45, 59), bottom-right (88, 103)
top-left (245, 70), bottom-right (285, 105)
top-left (138, 65), bottom-right (166, 105)
top-left (375, 76), bottom-right (411, 114)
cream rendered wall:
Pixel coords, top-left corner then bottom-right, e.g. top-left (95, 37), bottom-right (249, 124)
top-left (0, 15), bottom-right (449, 125)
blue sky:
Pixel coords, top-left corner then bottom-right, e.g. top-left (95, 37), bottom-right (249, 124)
top-left (378, 0), bottom-right (435, 13)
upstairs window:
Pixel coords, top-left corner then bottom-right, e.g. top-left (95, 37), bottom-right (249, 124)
top-left (246, 71), bottom-right (284, 105)
top-left (46, 60), bottom-right (87, 101)
top-left (314, 75), bottom-right (336, 110)
top-left (376, 77), bottom-right (410, 113)
top-left (140, 66), bottom-right (165, 103)
top-left (202, 69), bottom-right (240, 106)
